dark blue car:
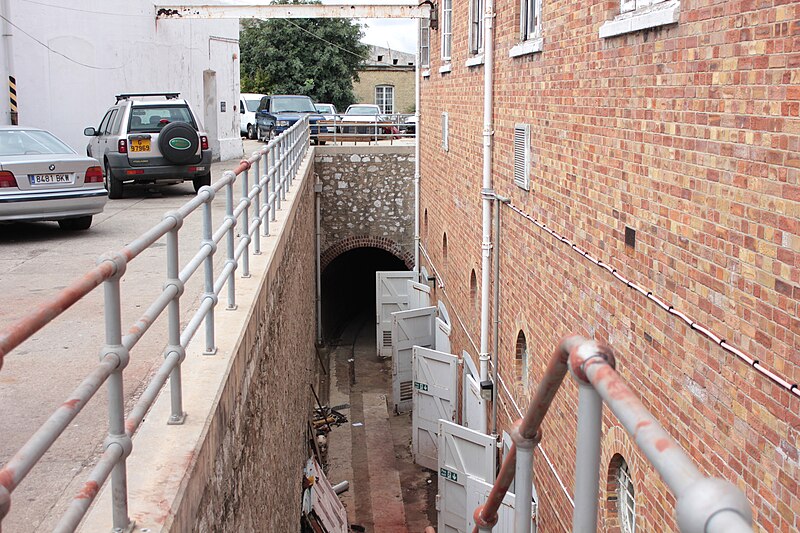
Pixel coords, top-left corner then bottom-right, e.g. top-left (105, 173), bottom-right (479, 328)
top-left (255, 95), bottom-right (328, 144)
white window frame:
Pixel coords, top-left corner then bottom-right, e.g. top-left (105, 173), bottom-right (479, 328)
top-left (441, 0), bottom-right (452, 63)
top-left (441, 112), bottom-right (449, 152)
top-left (618, 459), bottom-right (636, 533)
top-left (509, 0), bottom-right (543, 57)
top-left (513, 124), bottom-right (530, 190)
top-left (621, 0), bottom-right (668, 14)
top-left (420, 17), bottom-right (430, 68)
top-left (469, 0), bottom-right (484, 55)
top-left (375, 85), bottom-right (394, 115)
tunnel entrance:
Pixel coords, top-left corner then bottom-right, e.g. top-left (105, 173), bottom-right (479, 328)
top-left (321, 247), bottom-right (407, 342)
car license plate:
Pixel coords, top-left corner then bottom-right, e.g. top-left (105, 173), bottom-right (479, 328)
top-left (29, 173), bottom-right (74, 185)
top-left (131, 138), bottom-right (150, 152)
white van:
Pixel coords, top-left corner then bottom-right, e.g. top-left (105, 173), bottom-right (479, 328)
top-left (240, 93), bottom-right (266, 139)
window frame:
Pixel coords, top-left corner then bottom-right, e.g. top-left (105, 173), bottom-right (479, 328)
top-left (621, 0), bottom-right (669, 14)
top-left (375, 85), bottom-right (395, 115)
top-left (420, 17), bottom-right (430, 68)
top-left (441, 0), bottom-right (453, 63)
top-left (469, 0), bottom-right (484, 55)
top-left (441, 112), bottom-right (449, 152)
top-left (520, 0), bottom-right (542, 42)
top-left (618, 459), bottom-right (636, 533)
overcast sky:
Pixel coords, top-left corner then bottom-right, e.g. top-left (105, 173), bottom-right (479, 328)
top-left (358, 18), bottom-right (417, 54)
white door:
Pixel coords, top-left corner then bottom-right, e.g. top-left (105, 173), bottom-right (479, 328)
top-left (375, 271), bottom-right (416, 358)
top-left (437, 420), bottom-right (497, 533)
top-left (462, 352), bottom-right (485, 432)
top-left (408, 279), bottom-right (432, 309)
top-left (412, 346), bottom-right (458, 470)
top-left (465, 476), bottom-right (536, 533)
top-left (392, 307), bottom-right (436, 414)
top-left (436, 301), bottom-right (452, 354)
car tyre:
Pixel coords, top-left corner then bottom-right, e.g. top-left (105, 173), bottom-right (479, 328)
top-left (193, 172), bottom-right (211, 193)
top-left (105, 163), bottom-right (124, 199)
top-left (158, 122), bottom-right (200, 164)
top-left (58, 216), bottom-right (92, 231)
top-left (247, 124), bottom-right (257, 140)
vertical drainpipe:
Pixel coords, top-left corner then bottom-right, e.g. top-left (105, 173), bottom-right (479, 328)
top-left (315, 175), bottom-right (323, 344)
top-left (478, 0), bottom-right (496, 409)
top-left (1, 0), bottom-right (16, 125)
top-left (413, 32), bottom-right (421, 276)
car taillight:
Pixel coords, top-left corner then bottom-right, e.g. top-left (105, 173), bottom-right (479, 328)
top-left (0, 171), bottom-right (17, 188)
top-left (85, 166), bottom-right (103, 183)
top-left (118, 139), bottom-right (128, 154)
top-left (200, 136), bottom-right (208, 150)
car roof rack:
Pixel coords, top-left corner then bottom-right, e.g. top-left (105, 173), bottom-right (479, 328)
top-left (115, 92), bottom-right (180, 103)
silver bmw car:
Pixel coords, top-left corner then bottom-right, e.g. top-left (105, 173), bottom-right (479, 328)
top-left (0, 126), bottom-right (108, 230)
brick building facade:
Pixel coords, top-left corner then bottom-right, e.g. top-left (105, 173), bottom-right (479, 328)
top-left (353, 45), bottom-right (416, 114)
top-left (417, 0), bottom-right (799, 530)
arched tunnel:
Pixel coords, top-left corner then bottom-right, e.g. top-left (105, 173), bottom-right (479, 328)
top-left (321, 247), bottom-right (407, 342)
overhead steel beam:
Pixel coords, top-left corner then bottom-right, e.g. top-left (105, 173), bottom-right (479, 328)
top-left (155, 3), bottom-right (430, 20)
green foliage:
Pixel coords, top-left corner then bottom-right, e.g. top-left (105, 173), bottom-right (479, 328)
top-left (239, 2), bottom-right (369, 110)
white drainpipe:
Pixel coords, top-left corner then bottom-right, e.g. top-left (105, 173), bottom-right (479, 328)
top-left (478, 0), bottom-right (496, 396)
top-left (414, 41), bottom-right (421, 275)
top-left (1, 0), bottom-right (15, 125)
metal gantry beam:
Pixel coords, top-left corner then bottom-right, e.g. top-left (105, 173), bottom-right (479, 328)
top-left (155, 3), bottom-right (431, 20)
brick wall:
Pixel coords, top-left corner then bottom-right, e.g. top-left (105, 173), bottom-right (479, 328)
top-left (420, 0), bottom-right (799, 531)
top-left (354, 69), bottom-right (417, 114)
top-left (316, 145), bottom-right (416, 269)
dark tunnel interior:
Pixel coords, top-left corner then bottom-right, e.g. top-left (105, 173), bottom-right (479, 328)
top-left (321, 247), bottom-right (407, 342)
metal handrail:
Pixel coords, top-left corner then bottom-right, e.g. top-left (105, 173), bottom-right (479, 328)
top-left (472, 337), bottom-right (754, 533)
top-left (0, 117), bottom-right (311, 532)
top-left (316, 113), bottom-right (416, 145)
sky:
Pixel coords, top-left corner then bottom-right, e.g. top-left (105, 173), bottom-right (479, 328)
top-left (358, 18), bottom-right (417, 54)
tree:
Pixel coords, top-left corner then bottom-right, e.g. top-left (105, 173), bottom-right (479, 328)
top-left (240, 2), bottom-right (369, 111)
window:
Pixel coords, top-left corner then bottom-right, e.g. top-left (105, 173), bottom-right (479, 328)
top-left (514, 124), bottom-right (530, 190)
top-left (420, 17), bottom-right (430, 68)
top-left (470, 0), bottom-right (484, 54)
top-left (521, 0), bottom-right (541, 41)
top-left (104, 109), bottom-right (119, 134)
top-left (515, 331), bottom-right (529, 390)
top-left (441, 112), bottom-right (449, 151)
top-left (375, 86), bottom-right (394, 114)
top-left (617, 458), bottom-right (636, 533)
top-left (442, 233), bottom-right (448, 264)
top-left (441, 0), bottom-right (452, 62)
top-left (470, 270), bottom-right (478, 309)
top-left (621, 0), bottom-right (668, 14)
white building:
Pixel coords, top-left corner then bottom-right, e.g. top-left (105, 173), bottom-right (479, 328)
top-left (0, 0), bottom-right (242, 160)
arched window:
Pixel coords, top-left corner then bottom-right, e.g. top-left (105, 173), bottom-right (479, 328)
top-left (442, 233), bottom-right (448, 265)
top-left (423, 208), bottom-right (429, 239)
top-left (607, 454), bottom-right (636, 533)
top-left (515, 330), bottom-right (528, 391)
top-left (470, 270), bottom-right (478, 309)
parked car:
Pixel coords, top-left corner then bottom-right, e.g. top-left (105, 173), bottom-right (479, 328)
top-left (85, 92), bottom-right (212, 199)
top-left (255, 95), bottom-right (329, 144)
top-left (401, 115), bottom-right (417, 135)
top-left (0, 126), bottom-right (107, 230)
top-left (240, 93), bottom-right (266, 140)
top-left (341, 104), bottom-right (399, 137)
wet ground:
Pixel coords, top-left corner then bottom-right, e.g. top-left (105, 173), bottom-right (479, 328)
top-left (323, 313), bottom-right (437, 532)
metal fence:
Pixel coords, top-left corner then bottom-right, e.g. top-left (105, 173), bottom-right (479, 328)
top-left (472, 337), bottom-right (754, 533)
top-left (315, 113), bottom-right (416, 145)
top-left (0, 117), bottom-right (311, 533)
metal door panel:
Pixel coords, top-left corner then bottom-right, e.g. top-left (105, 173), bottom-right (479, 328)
top-left (411, 346), bottom-right (458, 470)
top-left (437, 420), bottom-right (496, 533)
top-left (407, 279), bottom-right (432, 309)
top-left (375, 271), bottom-right (415, 358)
top-left (391, 306), bottom-right (436, 414)
top-left (465, 476), bottom-right (536, 533)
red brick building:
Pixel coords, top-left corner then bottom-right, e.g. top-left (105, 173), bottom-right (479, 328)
top-left (417, 0), bottom-right (799, 530)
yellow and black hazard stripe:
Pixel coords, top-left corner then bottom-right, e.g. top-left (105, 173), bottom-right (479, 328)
top-left (9, 75), bottom-right (18, 125)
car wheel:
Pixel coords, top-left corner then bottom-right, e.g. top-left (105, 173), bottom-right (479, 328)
top-left (105, 163), bottom-right (124, 199)
top-left (58, 216), bottom-right (92, 231)
top-left (193, 172), bottom-right (211, 193)
top-left (267, 128), bottom-right (275, 142)
top-left (247, 124), bottom-right (257, 140)
top-left (158, 122), bottom-right (200, 164)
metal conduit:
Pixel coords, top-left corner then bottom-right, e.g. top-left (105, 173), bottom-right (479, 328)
top-left (0, 116), bottom-right (312, 530)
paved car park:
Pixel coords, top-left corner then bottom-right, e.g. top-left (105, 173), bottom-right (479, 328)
top-left (0, 141), bottom-right (261, 532)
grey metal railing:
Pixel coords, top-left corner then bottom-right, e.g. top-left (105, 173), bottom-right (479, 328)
top-left (316, 113), bottom-right (416, 145)
top-left (0, 117), bottom-right (311, 533)
top-left (472, 337), bottom-right (754, 533)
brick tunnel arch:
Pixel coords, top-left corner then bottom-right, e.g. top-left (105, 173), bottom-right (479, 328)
top-left (320, 236), bottom-right (414, 271)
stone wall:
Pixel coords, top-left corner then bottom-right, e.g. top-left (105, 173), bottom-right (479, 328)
top-left (315, 145), bottom-right (416, 269)
top-left (181, 163), bottom-right (318, 532)
top-left (353, 69), bottom-right (416, 114)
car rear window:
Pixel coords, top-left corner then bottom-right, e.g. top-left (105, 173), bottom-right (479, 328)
top-left (0, 130), bottom-right (74, 156)
top-left (316, 104), bottom-right (334, 114)
top-left (129, 105), bottom-right (196, 133)
top-left (346, 106), bottom-right (379, 115)
top-left (244, 99), bottom-right (261, 112)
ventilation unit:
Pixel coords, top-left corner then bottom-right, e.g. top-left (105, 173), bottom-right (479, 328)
top-left (514, 123), bottom-right (530, 190)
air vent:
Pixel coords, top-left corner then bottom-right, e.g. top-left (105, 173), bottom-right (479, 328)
top-left (400, 380), bottom-right (413, 401)
top-left (514, 124), bottom-right (530, 190)
top-left (383, 330), bottom-right (393, 347)
top-left (442, 112), bottom-right (449, 152)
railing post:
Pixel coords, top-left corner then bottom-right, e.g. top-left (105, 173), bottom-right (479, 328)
top-left (251, 154), bottom-right (261, 255)
top-left (224, 173), bottom-right (237, 309)
top-left (281, 136), bottom-right (287, 202)
top-left (164, 214), bottom-right (187, 424)
top-left (240, 166), bottom-right (251, 278)
top-left (512, 426), bottom-right (537, 533)
top-left (99, 252), bottom-right (134, 532)
top-left (261, 152), bottom-right (270, 236)
top-left (270, 144), bottom-right (278, 219)
top-left (199, 187), bottom-right (217, 355)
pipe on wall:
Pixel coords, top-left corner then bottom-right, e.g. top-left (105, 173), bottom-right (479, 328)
top-left (1, 0), bottom-right (16, 125)
top-left (414, 37), bottom-right (421, 275)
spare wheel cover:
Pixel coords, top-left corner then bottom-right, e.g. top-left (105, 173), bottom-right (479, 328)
top-left (158, 122), bottom-right (200, 164)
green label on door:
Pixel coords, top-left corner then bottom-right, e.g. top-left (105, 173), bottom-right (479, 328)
top-left (414, 381), bottom-right (429, 392)
top-left (439, 468), bottom-right (458, 482)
